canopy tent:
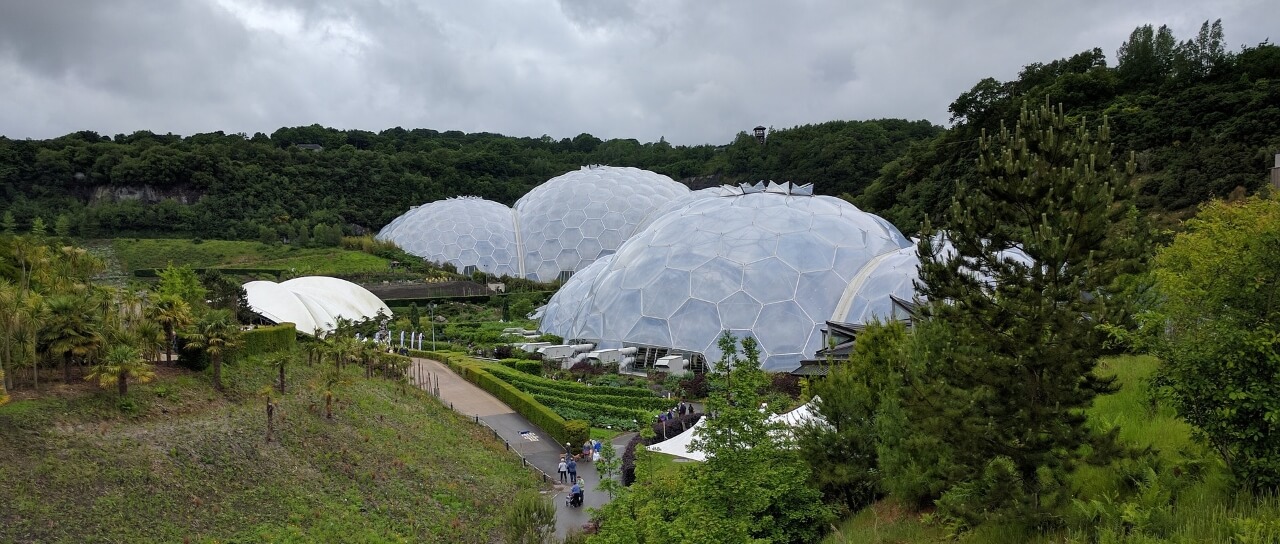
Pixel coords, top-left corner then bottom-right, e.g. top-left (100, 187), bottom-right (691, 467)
top-left (646, 396), bottom-right (828, 461)
top-left (646, 417), bottom-right (709, 462)
top-left (767, 395), bottom-right (827, 429)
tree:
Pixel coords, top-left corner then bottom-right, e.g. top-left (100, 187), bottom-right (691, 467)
top-left (86, 344), bottom-right (154, 397)
top-left (594, 331), bottom-right (831, 543)
top-left (902, 101), bottom-right (1141, 520)
top-left (266, 351), bottom-right (291, 394)
top-left (407, 302), bottom-right (421, 332)
top-left (155, 264), bottom-right (207, 310)
top-left (40, 293), bottom-right (105, 383)
top-left (146, 294), bottom-right (192, 365)
top-left (797, 320), bottom-right (909, 513)
top-left (1146, 195), bottom-right (1280, 490)
top-left (28, 217), bottom-right (46, 237)
top-left (53, 214), bottom-right (71, 239)
top-left (1, 211), bottom-right (14, 236)
top-left (183, 309), bottom-right (242, 390)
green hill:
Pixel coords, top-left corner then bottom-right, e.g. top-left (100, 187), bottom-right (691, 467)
top-left (0, 356), bottom-right (544, 543)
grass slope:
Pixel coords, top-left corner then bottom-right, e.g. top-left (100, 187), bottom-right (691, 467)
top-left (825, 355), bottom-right (1280, 543)
top-left (0, 356), bottom-right (543, 543)
top-left (111, 238), bottom-right (391, 277)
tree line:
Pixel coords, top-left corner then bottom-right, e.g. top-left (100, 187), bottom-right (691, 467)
top-left (0, 119), bottom-right (937, 242)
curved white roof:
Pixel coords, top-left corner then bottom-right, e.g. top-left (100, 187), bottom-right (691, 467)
top-left (244, 276), bottom-right (392, 336)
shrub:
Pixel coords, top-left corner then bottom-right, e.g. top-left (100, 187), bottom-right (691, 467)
top-left (563, 420), bottom-right (589, 451)
top-left (678, 373), bottom-right (709, 399)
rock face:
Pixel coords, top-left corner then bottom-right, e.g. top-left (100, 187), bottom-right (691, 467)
top-left (90, 185), bottom-right (203, 205)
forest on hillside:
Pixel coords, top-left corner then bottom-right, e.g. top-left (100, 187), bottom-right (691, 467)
top-left (0, 118), bottom-right (937, 241)
top-left (1, 20), bottom-right (1278, 242)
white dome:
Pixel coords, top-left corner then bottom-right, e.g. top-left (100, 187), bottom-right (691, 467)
top-left (539, 189), bottom-right (913, 372)
top-left (244, 276), bottom-right (392, 336)
top-left (514, 166), bottom-right (690, 282)
top-left (374, 197), bottom-right (519, 277)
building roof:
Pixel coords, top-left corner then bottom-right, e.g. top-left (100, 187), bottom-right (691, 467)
top-left (244, 276), bottom-right (391, 336)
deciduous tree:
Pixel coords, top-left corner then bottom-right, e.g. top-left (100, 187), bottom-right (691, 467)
top-left (1146, 195), bottom-right (1280, 490)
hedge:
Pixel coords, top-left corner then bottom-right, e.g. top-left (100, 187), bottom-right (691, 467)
top-left (486, 368), bottom-right (676, 411)
top-left (497, 358), bottom-right (543, 376)
top-left (414, 350), bottom-right (589, 447)
top-left (239, 323), bottom-right (297, 358)
top-left (484, 364), bottom-right (658, 398)
top-left (177, 322), bottom-right (296, 370)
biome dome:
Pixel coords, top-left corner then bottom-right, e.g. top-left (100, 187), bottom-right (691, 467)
top-left (539, 182), bottom-right (914, 372)
top-left (375, 197), bottom-right (520, 278)
top-left (514, 165), bottom-right (690, 282)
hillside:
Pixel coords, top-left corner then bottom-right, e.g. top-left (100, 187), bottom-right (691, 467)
top-left (0, 119), bottom-right (937, 242)
top-left (858, 24), bottom-right (1280, 233)
top-left (0, 355), bottom-right (545, 543)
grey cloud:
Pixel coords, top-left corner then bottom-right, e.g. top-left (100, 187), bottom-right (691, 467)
top-left (0, 0), bottom-right (1277, 144)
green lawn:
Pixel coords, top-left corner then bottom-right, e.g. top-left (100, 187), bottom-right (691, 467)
top-left (0, 354), bottom-right (544, 543)
top-left (110, 238), bottom-right (393, 277)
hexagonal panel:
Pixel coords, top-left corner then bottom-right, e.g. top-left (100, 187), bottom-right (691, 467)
top-left (375, 196), bottom-right (519, 277)
top-left (537, 189), bottom-right (917, 373)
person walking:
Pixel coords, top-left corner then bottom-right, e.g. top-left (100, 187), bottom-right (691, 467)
top-left (566, 457), bottom-right (577, 484)
top-left (557, 457), bottom-right (568, 483)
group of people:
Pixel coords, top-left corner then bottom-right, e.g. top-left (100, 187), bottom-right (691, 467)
top-left (658, 401), bottom-right (694, 424)
top-left (557, 454), bottom-right (586, 507)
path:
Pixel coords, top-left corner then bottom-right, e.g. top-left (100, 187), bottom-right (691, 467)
top-left (409, 358), bottom-right (633, 539)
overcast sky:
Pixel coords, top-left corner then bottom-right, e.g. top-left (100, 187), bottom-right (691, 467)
top-left (1, 0), bottom-right (1276, 145)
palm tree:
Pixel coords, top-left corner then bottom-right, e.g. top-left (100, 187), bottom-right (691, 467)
top-left (266, 351), bottom-right (291, 394)
top-left (147, 294), bottom-right (192, 365)
top-left (133, 320), bottom-right (166, 365)
top-left (40, 293), bottom-right (105, 384)
top-left (184, 310), bottom-right (242, 391)
top-left (86, 344), bottom-right (155, 397)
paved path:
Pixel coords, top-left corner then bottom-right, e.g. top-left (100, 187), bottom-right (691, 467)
top-left (408, 358), bottom-right (634, 539)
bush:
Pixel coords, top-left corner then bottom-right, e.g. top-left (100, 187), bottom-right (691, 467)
top-left (563, 420), bottom-right (589, 452)
top-left (569, 361), bottom-right (605, 377)
top-left (677, 373), bottom-right (709, 399)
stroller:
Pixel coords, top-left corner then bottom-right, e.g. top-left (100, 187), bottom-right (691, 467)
top-left (566, 490), bottom-right (584, 508)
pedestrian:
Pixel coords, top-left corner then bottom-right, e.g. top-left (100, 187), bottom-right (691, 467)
top-left (566, 458), bottom-right (577, 483)
top-left (582, 439), bottom-right (592, 460)
top-left (557, 457), bottom-right (568, 483)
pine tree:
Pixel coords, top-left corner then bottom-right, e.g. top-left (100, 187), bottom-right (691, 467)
top-left (407, 303), bottom-right (421, 332)
top-left (904, 101), bottom-right (1140, 516)
top-left (1, 211), bottom-right (15, 235)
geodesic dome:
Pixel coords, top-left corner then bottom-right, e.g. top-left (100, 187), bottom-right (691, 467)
top-left (514, 165), bottom-right (690, 282)
top-left (374, 197), bottom-right (520, 278)
top-left (539, 184), bottom-right (914, 372)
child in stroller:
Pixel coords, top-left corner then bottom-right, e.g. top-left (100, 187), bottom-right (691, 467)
top-left (566, 482), bottom-right (584, 507)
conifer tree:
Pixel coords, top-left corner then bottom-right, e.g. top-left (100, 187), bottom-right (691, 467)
top-left (902, 101), bottom-right (1140, 516)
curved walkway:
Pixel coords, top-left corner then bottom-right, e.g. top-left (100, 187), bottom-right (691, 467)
top-left (409, 358), bottom-right (632, 539)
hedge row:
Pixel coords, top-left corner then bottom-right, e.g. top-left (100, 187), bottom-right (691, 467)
top-left (239, 323), bottom-right (297, 358)
top-left (483, 364), bottom-right (657, 398)
top-left (531, 393), bottom-right (653, 428)
top-left (177, 322), bottom-right (296, 370)
top-left (488, 370), bottom-right (676, 411)
top-left (496, 358), bottom-right (543, 375)
top-left (416, 351), bottom-right (589, 447)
